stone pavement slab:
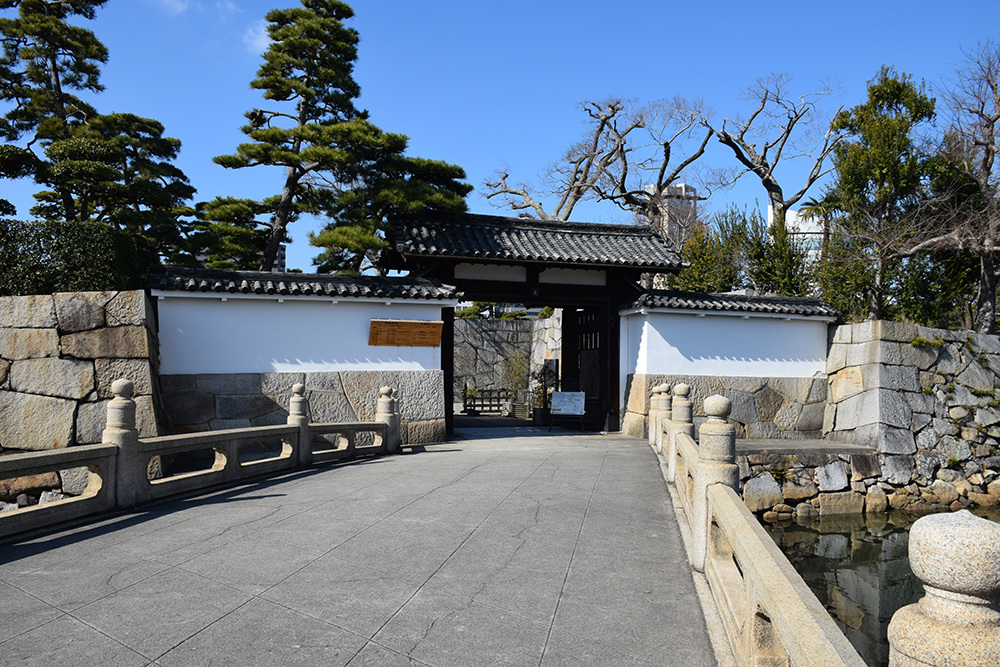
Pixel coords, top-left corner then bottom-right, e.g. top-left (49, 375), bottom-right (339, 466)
top-left (0, 429), bottom-right (717, 666)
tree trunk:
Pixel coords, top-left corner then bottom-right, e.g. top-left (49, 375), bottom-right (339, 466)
top-left (974, 253), bottom-right (998, 334)
top-left (259, 170), bottom-right (297, 272)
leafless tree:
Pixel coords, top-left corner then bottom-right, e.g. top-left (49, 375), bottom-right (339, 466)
top-left (485, 98), bottom-right (712, 248)
top-left (705, 74), bottom-right (844, 231)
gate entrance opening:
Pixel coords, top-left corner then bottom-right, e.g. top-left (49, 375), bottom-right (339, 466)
top-left (383, 213), bottom-right (684, 434)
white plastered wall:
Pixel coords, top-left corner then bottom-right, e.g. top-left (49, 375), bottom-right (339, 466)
top-left (619, 309), bottom-right (831, 414)
top-left (155, 294), bottom-right (449, 374)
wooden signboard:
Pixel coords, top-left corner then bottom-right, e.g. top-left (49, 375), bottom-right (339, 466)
top-left (368, 319), bottom-right (443, 347)
top-left (550, 391), bottom-right (586, 416)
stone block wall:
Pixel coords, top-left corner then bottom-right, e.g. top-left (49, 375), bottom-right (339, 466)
top-left (161, 370), bottom-right (446, 444)
top-left (0, 291), bottom-right (161, 504)
top-left (822, 320), bottom-right (1000, 511)
top-left (453, 319), bottom-right (532, 399)
top-left (529, 310), bottom-right (562, 379)
top-left (622, 373), bottom-right (827, 440)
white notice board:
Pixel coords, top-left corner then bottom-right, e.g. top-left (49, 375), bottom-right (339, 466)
top-left (550, 392), bottom-right (585, 415)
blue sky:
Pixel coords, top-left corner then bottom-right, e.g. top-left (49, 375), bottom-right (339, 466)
top-left (5, 0), bottom-right (1000, 271)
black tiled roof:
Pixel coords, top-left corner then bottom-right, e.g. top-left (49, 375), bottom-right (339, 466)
top-left (394, 213), bottom-right (683, 271)
top-left (149, 266), bottom-right (460, 301)
top-left (627, 290), bottom-right (838, 318)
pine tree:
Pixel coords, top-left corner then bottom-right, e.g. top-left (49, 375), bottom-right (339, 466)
top-left (217, 0), bottom-right (469, 272)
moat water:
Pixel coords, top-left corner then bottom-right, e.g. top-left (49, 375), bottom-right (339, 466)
top-left (763, 508), bottom-right (1000, 667)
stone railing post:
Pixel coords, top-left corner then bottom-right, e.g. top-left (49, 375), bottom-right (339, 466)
top-left (888, 510), bottom-right (1000, 667)
top-left (648, 384), bottom-right (664, 448)
top-left (105, 379), bottom-right (140, 509)
top-left (375, 386), bottom-right (402, 453)
top-left (656, 384), bottom-right (672, 453)
top-left (691, 395), bottom-right (739, 573)
top-left (665, 383), bottom-right (693, 483)
top-left (287, 383), bottom-right (311, 466)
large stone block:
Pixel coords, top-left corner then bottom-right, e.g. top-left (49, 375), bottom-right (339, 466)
top-left (939, 436), bottom-right (972, 462)
top-left (196, 373), bottom-right (261, 395)
top-left (340, 370), bottom-right (444, 422)
top-left (250, 409), bottom-right (289, 427)
top-left (163, 389), bottom-right (215, 426)
top-left (216, 394), bottom-right (278, 420)
top-left (742, 473), bottom-right (783, 512)
top-left (60, 326), bottom-right (150, 359)
top-left (104, 291), bottom-right (151, 326)
top-left (405, 419), bottom-right (446, 444)
top-left (0, 328), bottom-right (59, 360)
top-left (94, 358), bottom-right (153, 398)
top-left (899, 343), bottom-right (941, 371)
top-left (796, 402), bottom-right (826, 431)
top-left (720, 376), bottom-right (767, 393)
top-left (625, 374), bottom-right (650, 415)
top-left (77, 395), bottom-right (158, 443)
top-left (159, 374), bottom-right (196, 393)
top-left (832, 325), bottom-right (853, 345)
top-left (874, 320), bottom-right (921, 343)
top-left (957, 361), bottom-right (996, 392)
top-left (865, 486), bottom-right (888, 513)
top-left (53, 291), bottom-right (112, 333)
top-left (746, 421), bottom-right (782, 439)
top-left (620, 411), bottom-right (646, 438)
top-left (0, 471), bottom-right (59, 500)
top-left (0, 358), bottom-right (8, 387)
top-left (260, 372), bottom-right (304, 396)
top-left (770, 377), bottom-right (812, 402)
top-left (807, 376), bottom-right (828, 403)
top-left (773, 403), bottom-right (801, 431)
top-left (881, 455), bottom-right (915, 485)
top-left (305, 388), bottom-right (356, 422)
top-left (846, 341), bottom-right (880, 367)
top-left (0, 391), bottom-right (74, 450)
top-left (754, 386), bottom-right (784, 421)
top-left (879, 365), bottom-right (920, 392)
top-left (10, 358), bottom-right (94, 400)
top-left (826, 343), bottom-right (847, 374)
top-left (0, 294), bottom-right (56, 328)
top-left (819, 491), bottom-right (865, 516)
top-left (860, 423), bottom-right (915, 455)
top-left (726, 389), bottom-right (757, 425)
top-left (851, 453), bottom-right (880, 480)
top-left (817, 461), bottom-right (849, 491)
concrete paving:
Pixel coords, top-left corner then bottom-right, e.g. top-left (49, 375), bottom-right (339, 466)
top-left (0, 429), bottom-right (718, 667)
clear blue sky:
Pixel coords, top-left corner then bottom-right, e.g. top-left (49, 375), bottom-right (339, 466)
top-left (5, 0), bottom-right (1000, 271)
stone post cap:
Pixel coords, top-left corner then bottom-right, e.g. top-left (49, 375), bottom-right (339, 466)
top-left (910, 510), bottom-right (1000, 597)
top-left (379, 386), bottom-right (392, 397)
top-left (111, 378), bottom-right (134, 398)
top-left (704, 395), bottom-right (731, 421)
top-left (292, 383), bottom-right (305, 395)
top-left (673, 383), bottom-right (690, 398)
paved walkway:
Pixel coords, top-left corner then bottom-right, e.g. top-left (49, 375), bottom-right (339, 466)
top-left (0, 429), bottom-right (717, 667)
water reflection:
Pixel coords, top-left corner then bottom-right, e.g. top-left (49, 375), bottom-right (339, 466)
top-left (764, 509), bottom-right (1000, 667)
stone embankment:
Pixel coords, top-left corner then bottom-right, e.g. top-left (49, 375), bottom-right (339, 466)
top-left (0, 291), bottom-right (161, 510)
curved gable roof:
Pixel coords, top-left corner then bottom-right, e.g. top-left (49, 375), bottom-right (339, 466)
top-left (393, 213), bottom-right (683, 271)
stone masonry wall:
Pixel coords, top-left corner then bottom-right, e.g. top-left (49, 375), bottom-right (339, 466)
top-left (453, 319), bottom-right (532, 400)
top-left (161, 370), bottom-right (446, 445)
top-left (623, 373), bottom-right (827, 439)
top-left (529, 310), bottom-right (562, 380)
top-left (821, 320), bottom-right (1000, 511)
top-left (0, 291), bottom-right (161, 505)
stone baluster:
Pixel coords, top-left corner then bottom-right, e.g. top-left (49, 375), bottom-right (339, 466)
top-left (665, 383), bottom-right (693, 483)
top-left (648, 384), bottom-right (664, 448)
top-left (287, 383), bottom-right (311, 466)
top-left (656, 384), bottom-right (672, 453)
top-left (690, 395), bottom-right (739, 572)
top-left (375, 386), bottom-right (402, 453)
top-left (888, 510), bottom-right (1000, 667)
top-left (104, 379), bottom-right (140, 508)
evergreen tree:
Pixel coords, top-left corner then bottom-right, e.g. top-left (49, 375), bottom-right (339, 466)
top-left (0, 1), bottom-right (195, 268)
top-left (819, 66), bottom-right (935, 320)
top-left (189, 197), bottom-right (275, 270)
top-left (218, 0), bottom-right (469, 272)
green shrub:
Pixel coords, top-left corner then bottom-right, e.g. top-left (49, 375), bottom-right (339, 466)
top-left (1, 219), bottom-right (146, 296)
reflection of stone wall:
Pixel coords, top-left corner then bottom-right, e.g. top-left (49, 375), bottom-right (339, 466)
top-left (529, 311), bottom-right (561, 379)
top-left (0, 291), bottom-right (161, 503)
top-left (768, 514), bottom-right (921, 667)
top-left (161, 370), bottom-right (445, 445)
top-left (453, 319), bottom-right (532, 398)
top-left (622, 373), bottom-right (827, 439)
top-left (825, 321), bottom-right (1000, 510)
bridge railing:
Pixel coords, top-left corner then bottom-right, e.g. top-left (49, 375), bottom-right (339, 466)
top-left (651, 384), bottom-right (866, 667)
top-left (0, 380), bottom-right (402, 539)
